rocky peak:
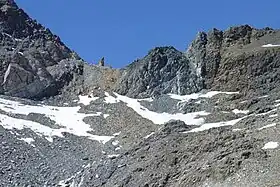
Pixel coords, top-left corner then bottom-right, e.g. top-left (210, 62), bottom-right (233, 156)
top-left (114, 46), bottom-right (203, 98)
top-left (113, 25), bottom-right (280, 99)
top-left (186, 25), bottom-right (280, 95)
top-left (222, 24), bottom-right (253, 46)
top-left (0, 0), bottom-right (83, 100)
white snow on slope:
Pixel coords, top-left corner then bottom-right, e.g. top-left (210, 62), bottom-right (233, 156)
top-left (256, 109), bottom-right (277, 116)
top-left (78, 95), bottom-right (99, 105)
top-left (103, 114), bottom-right (110, 119)
top-left (112, 140), bottom-right (119, 146)
top-left (1, 113), bottom-right (113, 143)
top-left (144, 132), bottom-right (155, 139)
top-left (269, 114), bottom-right (278, 118)
top-left (138, 98), bottom-right (154, 102)
top-left (275, 103), bottom-right (280, 107)
top-left (107, 154), bottom-right (120, 158)
top-left (19, 137), bottom-right (35, 145)
top-left (259, 95), bottom-right (269, 98)
top-left (0, 98), bottom-right (113, 143)
top-left (113, 93), bottom-right (209, 125)
top-left (262, 44), bottom-right (280, 48)
top-left (2, 32), bottom-right (22, 42)
top-left (104, 92), bottom-right (119, 104)
top-left (58, 171), bottom-right (82, 187)
top-left (113, 131), bottom-right (121, 136)
top-left (232, 109), bottom-right (250, 114)
top-left (168, 91), bottom-right (239, 103)
top-left (262, 142), bottom-right (278, 149)
top-left (258, 123), bottom-right (277, 130)
top-left (185, 117), bottom-right (245, 133)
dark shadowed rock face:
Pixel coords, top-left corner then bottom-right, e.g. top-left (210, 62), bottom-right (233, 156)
top-left (114, 46), bottom-right (203, 98)
top-left (0, 0), bottom-right (82, 100)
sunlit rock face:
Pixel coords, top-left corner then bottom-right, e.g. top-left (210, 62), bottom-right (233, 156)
top-left (114, 46), bottom-right (203, 98)
top-left (0, 0), bottom-right (83, 100)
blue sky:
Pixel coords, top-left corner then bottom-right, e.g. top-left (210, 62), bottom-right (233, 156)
top-left (15, 0), bottom-right (280, 68)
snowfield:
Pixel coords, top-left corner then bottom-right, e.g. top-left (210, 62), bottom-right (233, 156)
top-left (0, 97), bottom-right (114, 143)
top-left (168, 91), bottom-right (239, 103)
top-left (2, 91), bottom-right (279, 145)
top-left (262, 142), bottom-right (279, 149)
top-left (262, 44), bottom-right (280, 48)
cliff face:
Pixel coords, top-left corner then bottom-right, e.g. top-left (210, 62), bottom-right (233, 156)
top-left (114, 46), bottom-right (203, 98)
top-left (0, 0), bottom-right (83, 100)
top-left (187, 25), bottom-right (280, 96)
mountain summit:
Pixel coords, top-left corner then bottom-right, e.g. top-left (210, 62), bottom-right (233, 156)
top-left (1, 1), bottom-right (280, 187)
top-left (0, 0), bottom-right (82, 99)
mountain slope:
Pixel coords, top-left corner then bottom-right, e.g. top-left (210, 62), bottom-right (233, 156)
top-left (1, 1), bottom-right (280, 187)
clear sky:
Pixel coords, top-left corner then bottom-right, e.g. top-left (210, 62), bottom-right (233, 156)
top-left (15, 0), bottom-right (280, 68)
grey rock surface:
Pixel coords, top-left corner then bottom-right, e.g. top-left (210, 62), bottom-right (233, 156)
top-left (186, 25), bottom-right (280, 97)
top-left (114, 46), bottom-right (203, 98)
top-left (0, 0), bottom-right (83, 100)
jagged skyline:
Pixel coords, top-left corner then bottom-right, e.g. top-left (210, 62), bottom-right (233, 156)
top-left (15, 0), bottom-right (280, 68)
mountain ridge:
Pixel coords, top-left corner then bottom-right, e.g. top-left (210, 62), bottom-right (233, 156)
top-left (1, 1), bottom-right (280, 187)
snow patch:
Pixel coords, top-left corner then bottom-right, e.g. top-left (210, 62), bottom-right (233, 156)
top-left (104, 92), bottom-right (119, 104)
top-left (19, 137), bottom-right (35, 146)
top-left (269, 114), bottom-right (278, 118)
top-left (15, 38), bottom-right (22, 42)
top-left (195, 100), bottom-right (202, 104)
top-left (107, 154), bottom-right (120, 158)
top-left (258, 95), bottom-right (269, 99)
top-left (138, 98), bottom-right (154, 102)
top-left (185, 117), bottom-right (245, 133)
top-left (103, 114), bottom-right (110, 119)
top-left (3, 32), bottom-right (12, 38)
top-left (275, 103), bottom-right (280, 107)
top-left (262, 142), bottom-right (278, 149)
top-left (78, 95), bottom-right (99, 105)
top-left (144, 132), bottom-right (155, 139)
top-left (0, 98), bottom-right (113, 144)
top-left (83, 163), bottom-right (91, 169)
top-left (112, 140), bottom-right (119, 146)
top-left (258, 123), bottom-right (277, 130)
top-left (256, 109), bottom-right (277, 116)
top-left (168, 91), bottom-right (239, 103)
top-left (58, 170), bottom-right (84, 187)
top-left (262, 44), bottom-right (280, 48)
top-left (232, 109), bottom-right (249, 114)
top-left (240, 100), bottom-right (247, 104)
top-left (113, 92), bottom-right (209, 125)
top-left (222, 111), bottom-right (230, 114)
top-left (113, 131), bottom-right (121, 136)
